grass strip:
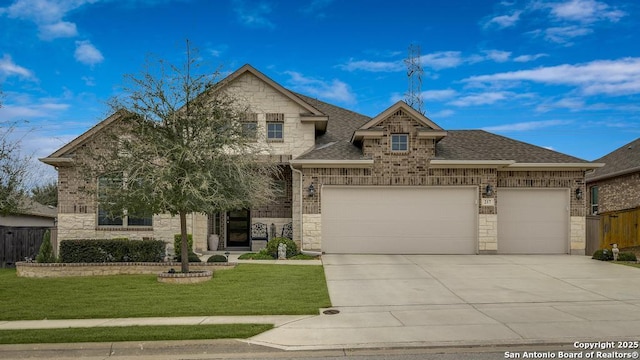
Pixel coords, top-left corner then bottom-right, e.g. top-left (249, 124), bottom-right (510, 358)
top-left (0, 324), bottom-right (273, 344)
top-left (0, 264), bottom-right (331, 320)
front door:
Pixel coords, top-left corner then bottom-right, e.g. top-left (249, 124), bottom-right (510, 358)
top-left (226, 209), bottom-right (250, 248)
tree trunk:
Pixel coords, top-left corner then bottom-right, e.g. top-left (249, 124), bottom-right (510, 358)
top-left (179, 211), bottom-right (189, 273)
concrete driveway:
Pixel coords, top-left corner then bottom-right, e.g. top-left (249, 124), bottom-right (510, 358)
top-left (249, 254), bottom-right (640, 350)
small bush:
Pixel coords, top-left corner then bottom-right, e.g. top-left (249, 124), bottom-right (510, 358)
top-left (592, 249), bottom-right (613, 261)
top-left (36, 230), bottom-right (56, 263)
top-left (238, 252), bottom-right (275, 260)
top-left (173, 234), bottom-right (193, 259)
top-left (617, 252), bottom-right (637, 262)
top-left (188, 252), bottom-right (202, 263)
top-left (59, 239), bottom-right (165, 263)
top-left (207, 254), bottom-right (228, 263)
top-left (265, 237), bottom-right (298, 258)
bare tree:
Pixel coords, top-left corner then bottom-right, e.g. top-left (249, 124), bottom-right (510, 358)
top-left (0, 120), bottom-right (29, 216)
top-left (87, 43), bottom-right (278, 272)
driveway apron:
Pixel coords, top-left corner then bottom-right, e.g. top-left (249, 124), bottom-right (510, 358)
top-left (248, 254), bottom-right (640, 350)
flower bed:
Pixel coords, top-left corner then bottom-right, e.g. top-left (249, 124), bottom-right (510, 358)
top-left (16, 262), bottom-right (235, 278)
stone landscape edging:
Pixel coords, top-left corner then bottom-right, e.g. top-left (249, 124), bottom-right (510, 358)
top-left (15, 261), bottom-right (236, 278)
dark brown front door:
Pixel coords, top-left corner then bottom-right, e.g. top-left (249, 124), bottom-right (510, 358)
top-left (226, 209), bottom-right (250, 248)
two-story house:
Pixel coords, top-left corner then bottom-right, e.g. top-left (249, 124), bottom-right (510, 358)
top-left (41, 64), bottom-right (601, 255)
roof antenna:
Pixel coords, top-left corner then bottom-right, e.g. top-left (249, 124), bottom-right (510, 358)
top-left (404, 44), bottom-right (425, 115)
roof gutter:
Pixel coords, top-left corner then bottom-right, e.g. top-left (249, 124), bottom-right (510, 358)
top-left (503, 162), bottom-right (605, 171)
top-left (586, 165), bottom-right (640, 183)
top-left (289, 159), bottom-right (374, 169)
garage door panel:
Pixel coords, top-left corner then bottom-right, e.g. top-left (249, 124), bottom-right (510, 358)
top-left (498, 189), bottom-right (569, 254)
top-left (321, 186), bottom-right (477, 254)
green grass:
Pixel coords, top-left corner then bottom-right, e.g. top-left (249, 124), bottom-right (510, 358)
top-left (0, 264), bottom-right (331, 320)
top-left (614, 261), bottom-right (640, 269)
top-left (0, 324), bottom-right (273, 344)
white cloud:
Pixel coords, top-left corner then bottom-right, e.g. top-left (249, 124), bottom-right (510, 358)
top-left (81, 76), bottom-right (95, 86)
top-left (514, 53), bottom-right (548, 62)
top-left (531, 25), bottom-right (593, 44)
top-left (483, 10), bottom-right (522, 29)
top-left (448, 92), bottom-right (510, 107)
top-left (464, 57), bottom-right (640, 97)
top-left (420, 51), bottom-right (463, 70)
top-left (482, 50), bottom-right (511, 63)
top-left (338, 59), bottom-right (403, 72)
top-left (232, 0), bottom-right (275, 28)
top-left (285, 71), bottom-right (356, 104)
top-left (428, 109), bottom-right (455, 118)
top-left (0, 0), bottom-right (96, 40)
top-left (39, 20), bottom-right (77, 40)
top-left (0, 102), bottom-right (69, 121)
top-left (74, 40), bottom-right (104, 66)
top-left (421, 89), bottom-right (457, 101)
top-left (0, 54), bottom-right (35, 80)
top-left (482, 119), bottom-right (573, 132)
top-left (542, 0), bottom-right (625, 23)
top-left (300, 0), bottom-right (334, 18)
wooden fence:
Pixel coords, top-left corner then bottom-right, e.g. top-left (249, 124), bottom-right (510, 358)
top-left (0, 227), bottom-right (55, 268)
top-left (601, 207), bottom-right (640, 250)
top-left (585, 215), bottom-right (600, 257)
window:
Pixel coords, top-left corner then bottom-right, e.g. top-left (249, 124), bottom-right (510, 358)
top-left (97, 175), bottom-right (152, 227)
top-left (390, 134), bottom-right (409, 152)
top-left (241, 121), bottom-right (257, 136)
top-left (590, 186), bottom-right (599, 215)
top-left (267, 122), bottom-right (283, 141)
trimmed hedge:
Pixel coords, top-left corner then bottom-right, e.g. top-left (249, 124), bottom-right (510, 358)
top-left (59, 239), bottom-right (165, 263)
top-left (173, 234), bottom-right (194, 259)
top-left (207, 254), bottom-right (228, 263)
top-left (617, 252), bottom-right (637, 262)
top-left (592, 249), bottom-right (613, 261)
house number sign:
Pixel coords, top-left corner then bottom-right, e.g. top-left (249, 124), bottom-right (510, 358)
top-left (482, 198), bottom-right (495, 207)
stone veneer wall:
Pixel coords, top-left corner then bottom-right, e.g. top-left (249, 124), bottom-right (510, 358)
top-left (478, 214), bottom-right (498, 254)
top-left (588, 172), bottom-right (640, 214)
top-left (17, 262), bottom-right (235, 278)
top-left (302, 214), bottom-right (321, 251)
top-left (570, 216), bottom-right (586, 255)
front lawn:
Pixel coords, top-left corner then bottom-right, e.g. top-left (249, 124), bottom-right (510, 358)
top-left (0, 324), bottom-right (272, 344)
top-left (0, 264), bottom-right (331, 320)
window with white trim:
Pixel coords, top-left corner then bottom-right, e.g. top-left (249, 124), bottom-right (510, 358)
top-left (590, 186), bottom-right (599, 215)
top-left (390, 134), bottom-right (409, 152)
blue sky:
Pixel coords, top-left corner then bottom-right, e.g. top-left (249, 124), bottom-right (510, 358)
top-left (1, 0), bottom-right (640, 184)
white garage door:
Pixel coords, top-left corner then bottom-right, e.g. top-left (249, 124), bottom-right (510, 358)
top-left (498, 189), bottom-right (569, 254)
top-left (321, 186), bottom-right (477, 254)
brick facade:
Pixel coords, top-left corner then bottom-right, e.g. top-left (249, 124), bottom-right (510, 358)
top-left (588, 172), bottom-right (640, 214)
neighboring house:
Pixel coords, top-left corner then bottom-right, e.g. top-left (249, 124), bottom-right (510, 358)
top-left (0, 200), bottom-right (57, 268)
top-left (41, 64), bottom-right (601, 255)
top-left (586, 138), bottom-right (640, 249)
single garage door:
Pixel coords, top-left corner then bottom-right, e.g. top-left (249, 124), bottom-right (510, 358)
top-left (321, 186), bottom-right (477, 254)
top-left (498, 189), bottom-right (569, 254)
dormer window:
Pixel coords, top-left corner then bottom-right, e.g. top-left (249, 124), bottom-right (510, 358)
top-left (391, 134), bottom-right (409, 152)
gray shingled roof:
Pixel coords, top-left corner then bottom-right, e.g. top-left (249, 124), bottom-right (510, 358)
top-left (586, 137), bottom-right (640, 181)
top-left (435, 130), bottom-right (588, 163)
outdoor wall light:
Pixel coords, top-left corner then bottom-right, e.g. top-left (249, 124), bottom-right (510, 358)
top-left (308, 183), bottom-right (316, 197)
top-left (575, 188), bottom-right (583, 200)
top-left (484, 184), bottom-right (494, 197)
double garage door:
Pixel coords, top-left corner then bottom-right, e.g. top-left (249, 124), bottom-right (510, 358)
top-left (321, 186), bottom-right (569, 255)
top-left (321, 186), bottom-right (477, 254)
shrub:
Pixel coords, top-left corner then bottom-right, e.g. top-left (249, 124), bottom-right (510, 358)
top-left (188, 252), bottom-right (202, 262)
top-left (265, 237), bottom-right (298, 258)
top-left (59, 239), bottom-right (165, 263)
top-left (592, 249), bottom-right (613, 261)
top-left (173, 234), bottom-right (193, 259)
top-left (207, 254), bottom-right (228, 263)
top-left (35, 230), bottom-right (56, 263)
top-left (289, 253), bottom-right (319, 260)
top-left (617, 252), bottom-right (637, 262)
top-left (238, 252), bottom-right (275, 260)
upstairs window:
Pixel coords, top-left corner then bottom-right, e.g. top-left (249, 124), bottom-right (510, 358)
top-left (240, 113), bottom-right (258, 137)
top-left (267, 122), bottom-right (284, 141)
top-left (590, 186), bottom-right (599, 215)
top-left (390, 134), bottom-right (409, 152)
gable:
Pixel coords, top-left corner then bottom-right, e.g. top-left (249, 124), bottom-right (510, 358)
top-left (587, 137), bottom-right (640, 182)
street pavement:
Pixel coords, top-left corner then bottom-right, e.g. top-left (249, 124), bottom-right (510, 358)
top-left (3, 254), bottom-right (640, 353)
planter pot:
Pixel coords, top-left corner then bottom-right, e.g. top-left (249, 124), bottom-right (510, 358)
top-left (157, 270), bottom-right (213, 284)
top-left (208, 234), bottom-right (220, 251)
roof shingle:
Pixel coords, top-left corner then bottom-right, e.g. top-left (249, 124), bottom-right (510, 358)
top-left (586, 137), bottom-right (640, 181)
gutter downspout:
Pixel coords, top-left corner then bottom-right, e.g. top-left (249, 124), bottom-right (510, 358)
top-left (290, 164), bottom-right (322, 256)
